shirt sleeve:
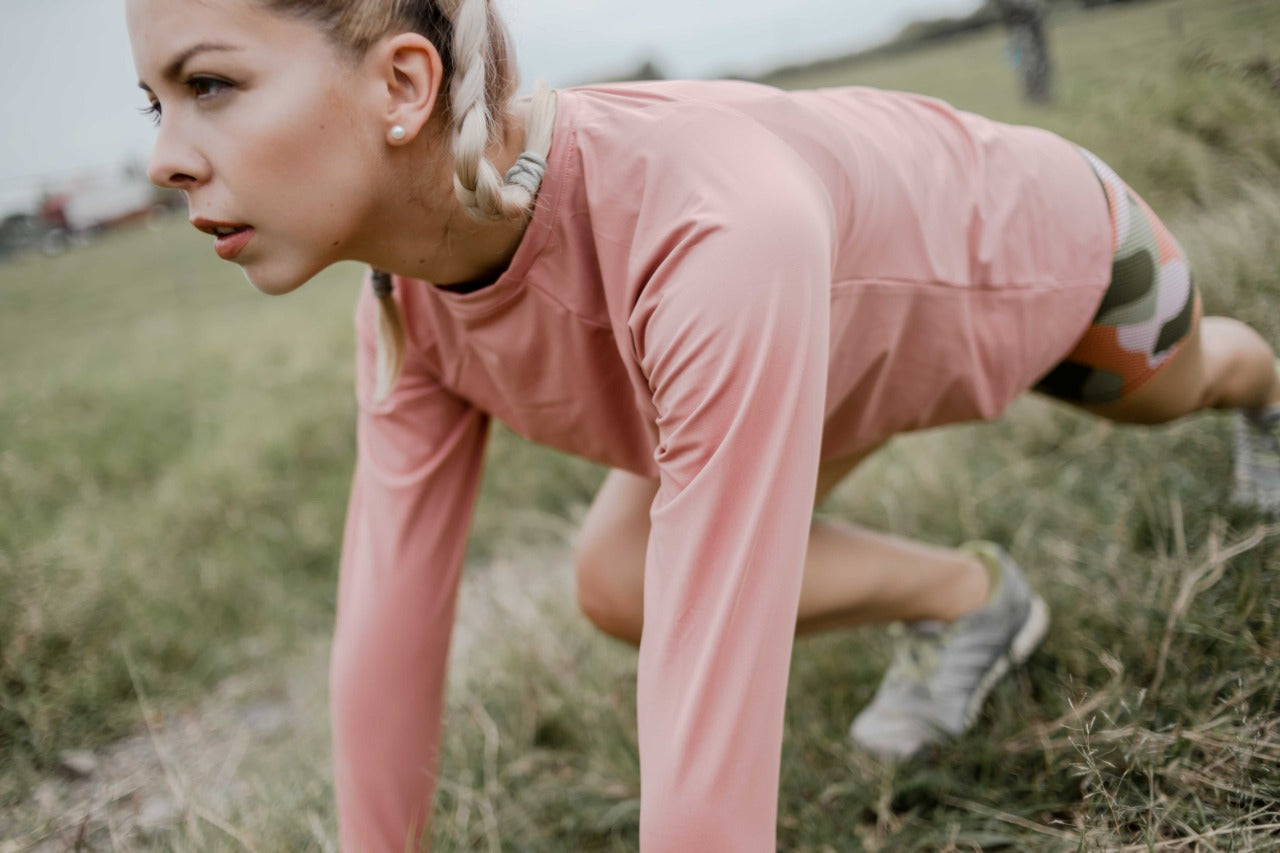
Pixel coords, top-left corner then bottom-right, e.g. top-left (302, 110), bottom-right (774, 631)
top-left (330, 279), bottom-right (490, 851)
top-left (627, 157), bottom-right (834, 851)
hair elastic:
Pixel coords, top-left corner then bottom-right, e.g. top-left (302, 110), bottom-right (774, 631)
top-left (371, 268), bottom-right (393, 297)
top-left (504, 151), bottom-right (548, 196)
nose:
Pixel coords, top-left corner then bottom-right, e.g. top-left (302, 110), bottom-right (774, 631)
top-left (146, 117), bottom-right (209, 191)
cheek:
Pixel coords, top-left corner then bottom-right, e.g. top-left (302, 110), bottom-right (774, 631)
top-left (242, 84), bottom-right (374, 221)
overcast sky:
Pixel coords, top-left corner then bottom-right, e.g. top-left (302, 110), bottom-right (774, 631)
top-left (0, 0), bottom-right (981, 215)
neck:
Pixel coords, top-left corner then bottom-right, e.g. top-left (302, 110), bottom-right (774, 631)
top-left (357, 107), bottom-right (533, 286)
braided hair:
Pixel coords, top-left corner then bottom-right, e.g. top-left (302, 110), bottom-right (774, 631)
top-left (261, 0), bottom-right (556, 398)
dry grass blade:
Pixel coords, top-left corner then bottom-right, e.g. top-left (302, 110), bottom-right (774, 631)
top-left (120, 645), bottom-right (189, 813)
top-left (1113, 822), bottom-right (1280, 852)
top-left (1148, 524), bottom-right (1273, 701)
top-left (465, 697), bottom-right (504, 853)
top-left (940, 795), bottom-right (1089, 845)
top-left (122, 645), bottom-right (261, 852)
top-left (1004, 652), bottom-right (1125, 754)
top-left (190, 804), bottom-right (261, 852)
top-left (1032, 710), bottom-right (1280, 755)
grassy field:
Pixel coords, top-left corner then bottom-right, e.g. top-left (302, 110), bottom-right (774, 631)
top-left (3, 0), bottom-right (1279, 848)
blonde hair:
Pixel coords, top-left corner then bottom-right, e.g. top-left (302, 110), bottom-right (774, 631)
top-left (262, 0), bottom-right (558, 398)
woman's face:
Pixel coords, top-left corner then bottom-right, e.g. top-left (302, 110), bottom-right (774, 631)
top-left (127, 0), bottom-right (386, 294)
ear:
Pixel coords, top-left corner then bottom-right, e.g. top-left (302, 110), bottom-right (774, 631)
top-left (370, 32), bottom-right (445, 145)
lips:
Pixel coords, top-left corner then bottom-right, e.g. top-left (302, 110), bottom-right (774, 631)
top-left (191, 218), bottom-right (255, 261)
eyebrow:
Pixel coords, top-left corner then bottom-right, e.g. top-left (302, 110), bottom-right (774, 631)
top-left (137, 42), bottom-right (239, 91)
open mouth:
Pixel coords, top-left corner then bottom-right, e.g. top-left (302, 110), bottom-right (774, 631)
top-left (191, 218), bottom-right (250, 237)
top-left (191, 218), bottom-right (255, 261)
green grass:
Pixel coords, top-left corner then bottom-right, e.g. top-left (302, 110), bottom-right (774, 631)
top-left (0, 228), bottom-right (602, 807)
top-left (0, 228), bottom-right (356, 793)
top-left (3, 0), bottom-right (1280, 848)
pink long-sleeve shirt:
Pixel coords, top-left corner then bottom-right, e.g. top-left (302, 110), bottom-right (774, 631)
top-left (332, 80), bottom-right (1113, 851)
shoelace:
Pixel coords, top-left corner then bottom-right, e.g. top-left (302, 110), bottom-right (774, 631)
top-left (886, 622), bottom-right (946, 684)
top-left (888, 619), bottom-right (1009, 696)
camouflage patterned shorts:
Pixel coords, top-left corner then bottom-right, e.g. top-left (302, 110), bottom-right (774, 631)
top-left (1035, 149), bottom-right (1200, 405)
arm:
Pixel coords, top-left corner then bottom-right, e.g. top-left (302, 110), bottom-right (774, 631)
top-left (331, 281), bottom-right (489, 851)
top-left (631, 178), bottom-right (833, 851)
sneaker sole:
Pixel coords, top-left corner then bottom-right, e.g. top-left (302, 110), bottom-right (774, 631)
top-left (961, 594), bottom-right (1050, 728)
top-left (1233, 410), bottom-right (1280, 515)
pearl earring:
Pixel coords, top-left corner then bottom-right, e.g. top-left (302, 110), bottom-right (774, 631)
top-left (389, 125), bottom-right (407, 142)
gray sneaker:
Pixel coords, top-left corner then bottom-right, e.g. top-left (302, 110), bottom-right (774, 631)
top-left (849, 542), bottom-right (1049, 760)
top-left (1232, 407), bottom-right (1280, 514)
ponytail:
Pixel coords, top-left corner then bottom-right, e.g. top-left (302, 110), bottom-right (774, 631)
top-left (370, 269), bottom-right (406, 402)
top-left (449, 0), bottom-right (557, 221)
top-left (363, 0), bottom-right (557, 400)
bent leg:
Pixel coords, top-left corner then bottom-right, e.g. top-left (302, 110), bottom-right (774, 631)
top-left (575, 452), bottom-right (1038, 762)
top-left (796, 520), bottom-right (989, 634)
top-left (575, 449), bottom-right (990, 646)
top-left (1038, 150), bottom-right (1279, 425)
top-left (1081, 314), bottom-right (1280, 424)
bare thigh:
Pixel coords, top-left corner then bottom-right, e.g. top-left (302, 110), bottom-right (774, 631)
top-left (1075, 315), bottom-right (1208, 424)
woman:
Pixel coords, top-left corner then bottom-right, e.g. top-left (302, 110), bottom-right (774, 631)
top-left (127, 0), bottom-right (1280, 849)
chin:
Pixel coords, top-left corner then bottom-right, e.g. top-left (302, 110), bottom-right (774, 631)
top-left (240, 259), bottom-right (321, 296)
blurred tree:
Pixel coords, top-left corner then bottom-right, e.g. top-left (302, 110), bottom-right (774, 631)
top-left (994, 0), bottom-right (1053, 104)
top-left (593, 58), bottom-right (666, 85)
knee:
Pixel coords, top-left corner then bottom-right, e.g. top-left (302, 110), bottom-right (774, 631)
top-left (1201, 319), bottom-right (1279, 410)
top-left (574, 534), bottom-right (642, 642)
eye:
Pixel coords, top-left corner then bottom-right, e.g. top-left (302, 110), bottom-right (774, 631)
top-left (135, 76), bottom-right (233, 126)
top-left (188, 76), bottom-right (232, 100)
top-left (139, 100), bottom-right (162, 126)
